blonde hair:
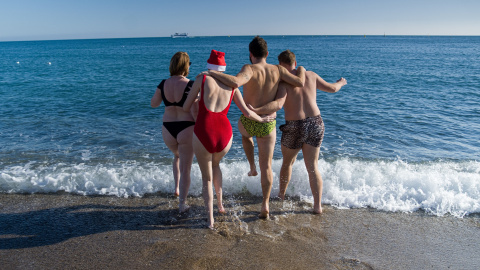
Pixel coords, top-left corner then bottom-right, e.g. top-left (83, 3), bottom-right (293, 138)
top-left (169, 52), bottom-right (190, 76)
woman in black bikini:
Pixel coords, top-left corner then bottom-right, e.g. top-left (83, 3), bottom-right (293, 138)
top-left (151, 52), bottom-right (195, 213)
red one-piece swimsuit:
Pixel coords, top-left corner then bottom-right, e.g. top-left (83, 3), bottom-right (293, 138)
top-left (194, 75), bottom-right (234, 153)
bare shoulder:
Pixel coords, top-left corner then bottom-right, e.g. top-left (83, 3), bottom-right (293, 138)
top-left (195, 71), bottom-right (210, 79)
top-left (207, 75), bottom-right (229, 90)
top-left (306, 70), bottom-right (317, 77)
top-left (275, 64), bottom-right (285, 72)
top-left (204, 75), bottom-right (214, 81)
top-left (202, 75), bottom-right (215, 86)
top-left (305, 71), bottom-right (320, 88)
top-left (241, 64), bottom-right (254, 72)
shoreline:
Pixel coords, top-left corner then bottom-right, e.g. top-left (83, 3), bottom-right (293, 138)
top-left (1, 193), bottom-right (479, 269)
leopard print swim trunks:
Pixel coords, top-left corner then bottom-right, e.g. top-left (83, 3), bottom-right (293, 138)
top-left (279, 115), bottom-right (324, 149)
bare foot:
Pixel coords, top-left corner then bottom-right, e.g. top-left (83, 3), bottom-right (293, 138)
top-left (174, 190), bottom-right (180, 197)
top-left (247, 164), bottom-right (258, 176)
top-left (218, 206), bottom-right (226, 214)
top-left (277, 193), bottom-right (285, 200)
top-left (179, 204), bottom-right (190, 213)
top-left (258, 210), bottom-right (269, 219)
top-left (313, 206), bottom-right (323, 215)
top-left (247, 169), bottom-right (258, 177)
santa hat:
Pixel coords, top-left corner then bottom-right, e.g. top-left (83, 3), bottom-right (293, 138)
top-left (206, 50), bottom-right (226, 71)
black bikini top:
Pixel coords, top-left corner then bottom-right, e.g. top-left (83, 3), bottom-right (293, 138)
top-left (158, 79), bottom-right (194, 107)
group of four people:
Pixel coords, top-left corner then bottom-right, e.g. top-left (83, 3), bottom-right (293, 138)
top-left (151, 36), bottom-right (347, 229)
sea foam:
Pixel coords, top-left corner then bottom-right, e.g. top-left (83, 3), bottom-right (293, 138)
top-left (1, 158), bottom-right (479, 218)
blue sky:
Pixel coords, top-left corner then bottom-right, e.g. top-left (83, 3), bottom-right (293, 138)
top-left (1, 0), bottom-right (479, 41)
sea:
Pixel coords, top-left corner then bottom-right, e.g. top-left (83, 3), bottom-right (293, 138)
top-left (1, 35), bottom-right (479, 218)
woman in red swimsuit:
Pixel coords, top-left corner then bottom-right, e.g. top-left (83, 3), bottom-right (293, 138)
top-left (151, 52), bottom-right (195, 213)
top-left (184, 50), bottom-right (273, 229)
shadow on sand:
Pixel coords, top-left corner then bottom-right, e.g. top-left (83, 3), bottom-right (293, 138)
top-left (0, 199), bottom-right (205, 249)
top-left (0, 193), bottom-right (278, 249)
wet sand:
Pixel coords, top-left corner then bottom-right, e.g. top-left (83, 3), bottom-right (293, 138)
top-left (1, 193), bottom-right (479, 270)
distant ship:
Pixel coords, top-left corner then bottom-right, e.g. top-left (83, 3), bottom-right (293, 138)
top-left (171, 33), bottom-right (188, 38)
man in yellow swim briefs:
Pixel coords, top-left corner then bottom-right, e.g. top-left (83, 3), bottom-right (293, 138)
top-left (209, 36), bottom-right (305, 218)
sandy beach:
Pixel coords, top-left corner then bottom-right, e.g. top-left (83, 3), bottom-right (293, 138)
top-left (1, 193), bottom-right (479, 270)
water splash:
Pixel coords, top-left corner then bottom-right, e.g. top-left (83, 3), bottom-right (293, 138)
top-left (1, 158), bottom-right (479, 217)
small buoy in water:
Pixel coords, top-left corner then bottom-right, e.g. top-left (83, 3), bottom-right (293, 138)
top-left (16, 61), bottom-right (20, 64)
top-left (48, 62), bottom-right (51, 65)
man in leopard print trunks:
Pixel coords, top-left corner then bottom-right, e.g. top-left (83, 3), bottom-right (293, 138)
top-left (250, 50), bottom-right (347, 214)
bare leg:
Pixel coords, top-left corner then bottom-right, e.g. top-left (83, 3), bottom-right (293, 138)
top-left (302, 144), bottom-right (323, 214)
top-left (178, 143), bottom-right (194, 212)
top-left (256, 130), bottom-right (276, 218)
top-left (212, 138), bottom-right (232, 214)
top-left (238, 120), bottom-right (257, 176)
top-left (177, 126), bottom-right (195, 213)
top-left (202, 172), bottom-right (215, 228)
top-left (172, 155), bottom-right (180, 196)
top-left (278, 145), bottom-right (301, 200)
top-left (193, 134), bottom-right (231, 228)
top-left (243, 136), bottom-right (257, 176)
top-left (212, 164), bottom-right (225, 214)
top-left (162, 126), bottom-right (181, 197)
top-left (193, 135), bottom-right (214, 228)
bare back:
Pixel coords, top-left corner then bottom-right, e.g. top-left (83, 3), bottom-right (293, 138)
top-left (282, 71), bottom-right (320, 121)
top-left (160, 77), bottom-right (195, 122)
top-left (243, 63), bottom-right (281, 108)
top-left (202, 76), bottom-right (234, 112)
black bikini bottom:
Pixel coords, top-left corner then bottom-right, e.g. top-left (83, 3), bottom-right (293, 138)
top-left (163, 121), bottom-right (195, 139)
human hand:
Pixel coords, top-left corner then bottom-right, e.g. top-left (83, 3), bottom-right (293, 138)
top-left (247, 104), bottom-right (258, 113)
top-left (260, 115), bottom-right (276, 123)
top-left (337, 78), bottom-right (347, 86)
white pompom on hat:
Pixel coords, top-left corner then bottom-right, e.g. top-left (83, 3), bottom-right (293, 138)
top-left (206, 50), bottom-right (226, 71)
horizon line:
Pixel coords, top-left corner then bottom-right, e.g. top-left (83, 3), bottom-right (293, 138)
top-left (2, 34), bottom-right (479, 43)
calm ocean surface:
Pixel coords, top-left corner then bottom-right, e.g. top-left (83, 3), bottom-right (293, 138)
top-left (1, 36), bottom-right (479, 217)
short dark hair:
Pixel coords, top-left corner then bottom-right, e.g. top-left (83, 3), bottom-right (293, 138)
top-left (249, 36), bottom-right (268, 58)
top-left (278, 50), bottom-right (296, 66)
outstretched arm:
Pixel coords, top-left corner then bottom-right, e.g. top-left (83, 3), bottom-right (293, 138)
top-left (248, 82), bottom-right (287, 115)
top-left (209, 64), bottom-right (253, 89)
top-left (278, 65), bottom-right (305, 87)
top-left (151, 87), bottom-right (163, 108)
top-left (233, 89), bottom-right (274, 123)
top-left (316, 74), bottom-right (347, 93)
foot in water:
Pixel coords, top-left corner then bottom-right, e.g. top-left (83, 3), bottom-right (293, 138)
top-left (277, 193), bottom-right (285, 200)
top-left (247, 167), bottom-right (258, 177)
top-left (174, 190), bottom-right (180, 197)
top-left (179, 204), bottom-right (190, 213)
top-left (218, 206), bottom-right (226, 214)
top-left (247, 163), bottom-right (258, 176)
top-left (313, 206), bottom-right (323, 215)
top-left (258, 201), bottom-right (270, 219)
top-left (258, 210), bottom-right (269, 219)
